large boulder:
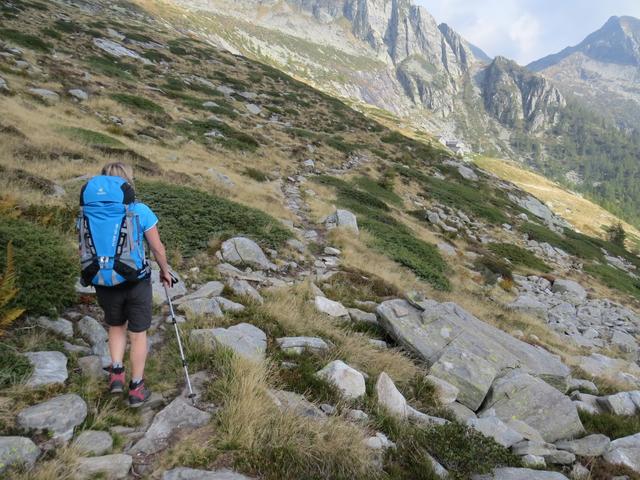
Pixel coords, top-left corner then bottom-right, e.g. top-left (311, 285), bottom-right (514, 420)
top-left (130, 397), bottom-right (211, 455)
top-left (75, 454), bottom-right (132, 479)
top-left (578, 353), bottom-right (640, 389)
top-left (28, 88), bottom-right (59, 105)
top-left (555, 434), bottom-right (610, 457)
top-left (603, 433), bottom-right (640, 473)
top-left (598, 391), bottom-right (640, 416)
top-left (178, 298), bottom-right (223, 318)
top-left (24, 351), bottom-right (68, 387)
top-left (480, 371), bottom-right (584, 442)
top-left (0, 436), bottom-right (40, 473)
top-left (376, 372), bottom-right (408, 419)
top-left (77, 316), bottom-right (110, 367)
top-left (227, 279), bottom-right (263, 304)
top-left (220, 237), bottom-right (276, 270)
top-left (467, 416), bottom-right (524, 448)
top-left (430, 347), bottom-right (497, 410)
top-left (163, 468), bottom-right (255, 480)
top-left (316, 360), bottom-right (366, 400)
top-left (425, 375), bottom-right (459, 404)
top-left (376, 299), bottom-right (570, 388)
top-left (190, 323), bottom-right (267, 362)
top-left (16, 394), bottom-right (87, 441)
top-left (325, 209), bottom-right (359, 234)
top-left (73, 430), bottom-right (113, 456)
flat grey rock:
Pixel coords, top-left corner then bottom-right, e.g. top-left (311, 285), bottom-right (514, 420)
top-left (73, 430), bottom-right (113, 456)
top-left (163, 468), bottom-right (255, 480)
top-left (28, 88), bottom-right (59, 105)
top-left (480, 371), bottom-right (584, 442)
top-left (603, 433), bottom-right (640, 473)
top-left (129, 397), bottom-right (211, 455)
top-left (556, 434), bottom-right (610, 457)
top-left (174, 281), bottom-right (224, 305)
top-left (315, 296), bottom-right (348, 317)
top-left (325, 209), bottom-right (359, 234)
top-left (151, 268), bottom-right (187, 306)
top-left (16, 394), bottom-right (87, 441)
top-left (376, 372), bottom-right (408, 418)
top-left (75, 454), bottom-right (132, 479)
top-left (0, 436), bottom-right (39, 473)
top-left (190, 323), bottom-right (267, 362)
top-left (34, 316), bottom-right (73, 338)
top-left (316, 360), bottom-right (365, 399)
top-left (267, 389), bottom-right (325, 420)
top-left (77, 355), bottom-right (106, 379)
top-left (227, 279), bottom-right (263, 304)
top-left (214, 296), bottom-right (245, 313)
top-left (68, 89), bottom-right (89, 101)
top-left (178, 298), bottom-right (224, 317)
top-left (348, 308), bottom-right (378, 324)
top-left (24, 351), bottom-right (68, 387)
top-left (447, 401), bottom-right (477, 423)
top-left (467, 416), bottom-right (524, 448)
top-left (220, 237), bottom-right (275, 270)
top-left (474, 467), bottom-right (569, 479)
top-left (276, 336), bottom-right (330, 354)
top-left (552, 279), bottom-right (587, 304)
top-left (598, 392), bottom-right (639, 416)
top-left (425, 375), bottom-right (459, 404)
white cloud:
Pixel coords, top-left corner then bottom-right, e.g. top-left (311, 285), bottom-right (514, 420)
top-left (508, 13), bottom-right (542, 61)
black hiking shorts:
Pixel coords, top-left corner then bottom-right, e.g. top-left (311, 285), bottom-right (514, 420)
top-left (95, 278), bottom-right (153, 333)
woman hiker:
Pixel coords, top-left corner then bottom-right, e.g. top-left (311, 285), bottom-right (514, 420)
top-left (78, 162), bottom-right (173, 407)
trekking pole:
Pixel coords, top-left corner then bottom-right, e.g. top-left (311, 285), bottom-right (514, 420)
top-left (164, 279), bottom-right (196, 406)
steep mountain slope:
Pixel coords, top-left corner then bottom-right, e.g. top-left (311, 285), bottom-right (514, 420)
top-left (529, 16), bottom-right (640, 129)
top-left (4, 1), bottom-right (640, 479)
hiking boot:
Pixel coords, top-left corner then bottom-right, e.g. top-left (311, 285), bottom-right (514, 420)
top-left (128, 380), bottom-right (151, 408)
top-left (108, 367), bottom-right (125, 394)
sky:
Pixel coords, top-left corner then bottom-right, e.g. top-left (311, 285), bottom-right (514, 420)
top-left (418, 0), bottom-right (640, 65)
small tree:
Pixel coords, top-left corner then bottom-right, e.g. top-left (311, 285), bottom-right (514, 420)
top-left (606, 222), bottom-right (626, 248)
top-left (0, 242), bottom-right (24, 336)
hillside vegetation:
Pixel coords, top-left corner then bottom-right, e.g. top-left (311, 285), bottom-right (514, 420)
top-left (2, 1), bottom-right (640, 480)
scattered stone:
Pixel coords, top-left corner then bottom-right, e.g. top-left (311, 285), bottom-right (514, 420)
top-left (511, 440), bottom-right (558, 457)
top-left (227, 279), bottom-right (263, 304)
top-left (480, 371), bottom-right (584, 442)
top-left (0, 76), bottom-right (8, 92)
top-left (93, 38), bottom-right (148, 62)
top-left (320, 403), bottom-right (336, 415)
top-left (0, 437), bottom-right (39, 473)
top-left (567, 378), bottom-right (598, 395)
top-left (220, 237), bottom-right (276, 270)
top-left (190, 323), bottom-right (267, 362)
top-left (364, 432), bottom-right (395, 450)
top-left (467, 416), bottom-right (524, 448)
top-left (569, 463), bottom-right (590, 480)
top-left (346, 409), bottom-right (369, 422)
top-left (178, 298), bottom-right (223, 318)
top-left (28, 88), bottom-right (59, 105)
top-left (73, 430), bottom-right (113, 456)
top-left (16, 394), bottom-right (87, 442)
top-left (174, 281), bottom-right (224, 305)
top-left (599, 392), bottom-right (639, 416)
top-left (246, 103), bottom-right (261, 115)
top-left (217, 85), bottom-right (235, 96)
top-left (68, 89), bottom-right (89, 101)
top-left (475, 467), bottom-right (569, 479)
top-left (315, 296), bottom-right (348, 317)
top-left (287, 238), bottom-right (306, 253)
top-left (130, 397), bottom-right (211, 455)
top-left (78, 355), bottom-right (106, 379)
top-left (552, 279), bottom-right (587, 304)
top-left (34, 316), bottom-right (73, 338)
top-left (24, 351), bottom-right (68, 387)
top-left (324, 247), bottom-right (341, 256)
top-left (325, 209), bottom-right (359, 234)
top-left (75, 454), bottom-right (132, 479)
top-left (214, 296), bottom-right (245, 313)
top-left (276, 336), bottom-right (330, 354)
top-left (348, 308), bottom-right (378, 324)
top-left (202, 101), bottom-right (219, 108)
top-left (521, 454), bottom-right (546, 468)
top-left (426, 453), bottom-right (449, 478)
top-left (268, 389), bottom-right (325, 420)
top-left (77, 315), bottom-right (110, 366)
top-left (375, 372), bottom-right (408, 418)
top-left (426, 374), bottom-right (459, 404)
top-left (62, 341), bottom-right (91, 355)
top-left (447, 402), bottom-right (477, 423)
top-left (316, 360), bottom-right (366, 400)
top-left (555, 433), bottom-right (610, 457)
top-left (163, 468), bottom-right (255, 480)
top-left (437, 242), bottom-right (457, 256)
top-left (506, 419), bottom-right (545, 443)
top-left (543, 449), bottom-right (576, 465)
top-left (151, 268), bottom-right (187, 306)
top-left (603, 433), bottom-right (640, 473)
top-left (369, 339), bottom-right (388, 349)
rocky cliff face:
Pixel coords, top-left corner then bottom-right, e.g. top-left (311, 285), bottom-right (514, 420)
top-left (529, 16), bottom-right (640, 129)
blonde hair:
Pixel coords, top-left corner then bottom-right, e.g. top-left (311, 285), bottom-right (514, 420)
top-left (101, 162), bottom-right (134, 186)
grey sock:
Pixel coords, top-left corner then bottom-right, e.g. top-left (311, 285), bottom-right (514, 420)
top-left (131, 377), bottom-right (143, 385)
top-left (112, 362), bottom-right (123, 369)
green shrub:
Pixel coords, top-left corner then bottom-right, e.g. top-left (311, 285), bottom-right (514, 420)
top-left (320, 268), bottom-right (400, 308)
top-left (353, 176), bottom-right (403, 207)
top-left (0, 342), bottom-right (32, 388)
top-left (53, 19), bottom-right (81, 33)
top-left (175, 119), bottom-right (259, 152)
top-left (487, 243), bottom-right (550, 272)
top-left (520, 223), bottom-right (603, 260)
top-left (0, 216), bottom-right (76, 315)
top-left (41, 27), bottom-right (62, 40)
top-left (86, 55), bottom-right (137, 79)
top-left (381, 417), bottom-right (520, 479)
top-left (579, 410), bottom-right (640, 440)
top-left (275, 350), bottom-right (343, 404)
top-left (61, 127), bottom-right (125, 147)
top-left (137, 181), bottom-right (290, 257)
top-left (585, 264), bottom-right (640, 300)
top-left (0, 28), bottom-right (51, 52)
top-left (325, 136), bottom-right (364, 154)
top-left (110, 93), bottom-right (164, 113)
top-left (475, 254), bottom-right (513, 282)
top-left (242, 168), bottom-right (270, 182)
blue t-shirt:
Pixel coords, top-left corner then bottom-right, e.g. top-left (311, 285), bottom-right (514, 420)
top-left (131, 202), bottom-right (158, 233)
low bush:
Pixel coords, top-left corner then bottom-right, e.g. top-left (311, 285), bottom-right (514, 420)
top-left (0, 243), bottom-right (25, 337)
top-left (52, 19), bottom-right (81, 33)
top-left (137, 182), bottom-right (290, 257)
top-left (353, 176), bottom-right (403, 207)
top-left (475, 254), bottom-right (514, 282)
top-left (0, 28), bottom-right (51, 52)
top-left (0, 216), bottom-right (76, 315)
top-left (110, 93), bottom-right (165, 113)
top-left (86, 55), bottom-right (137, 79)
top-left (175, 119), bottom-right (260, 152)
top-left (520, 223), bottom-right (602, 260)
top-left (320, 268), bottom-right (400, 308)
top-left (242, 168), bottom-right (270, 182)
top-left (585, 264), bottom-right (640, 300)
top-left (0, 342), bottom-right (31, 389)
top-left (275, 350), bottom-right (343, 404)
top-left (579, 410), bottom-right (640, 440)
top-left (61, 127), bottom-right (125, 147)
top-left (487, 243), bottom-right (551, 272)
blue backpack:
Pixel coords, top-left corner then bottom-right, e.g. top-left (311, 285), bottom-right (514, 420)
top-left (78, 175), bottom-right (150, 287)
